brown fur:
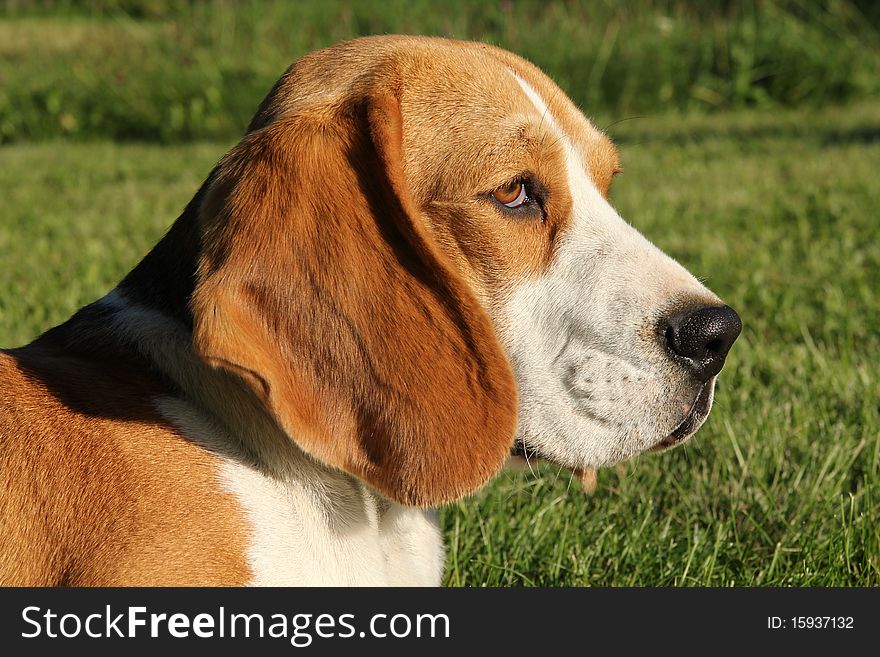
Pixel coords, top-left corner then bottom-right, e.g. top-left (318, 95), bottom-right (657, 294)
top-left (0, 350), bottom-right (251, 585)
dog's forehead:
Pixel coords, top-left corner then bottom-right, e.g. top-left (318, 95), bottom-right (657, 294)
top-left (393, 39), bottom-right (620, 195)
top-left (482, 43), bottom-right (621, 194)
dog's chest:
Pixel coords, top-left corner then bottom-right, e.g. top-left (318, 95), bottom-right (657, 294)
top-left (156, 396), bottom-right (444, 585)
top-left (218, 458), bottom-right (445, 586)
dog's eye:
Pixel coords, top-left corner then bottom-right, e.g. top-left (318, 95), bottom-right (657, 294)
top-left (492, 180), bottom-right (528, 208)
top-left (487, 175), bottom-right (546, 221)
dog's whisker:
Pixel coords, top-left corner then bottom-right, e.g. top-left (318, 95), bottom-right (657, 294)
top-left (602, 114), bottom-right (648, 133)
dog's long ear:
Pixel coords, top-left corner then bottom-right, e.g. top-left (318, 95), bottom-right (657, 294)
top-left (190, 91), bottom-right (518, 506)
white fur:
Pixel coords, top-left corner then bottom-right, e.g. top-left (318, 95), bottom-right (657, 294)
top-left (502, 75), bottom-right (720, 470)
top-left (158, 396), bottom-right (443, 586)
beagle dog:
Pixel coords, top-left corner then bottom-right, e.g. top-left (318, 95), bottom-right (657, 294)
top-left (0, 36), bottom-right (741, 586)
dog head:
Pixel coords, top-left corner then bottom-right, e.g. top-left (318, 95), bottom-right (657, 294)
top-left (184, 36), bottom-right (740, 505)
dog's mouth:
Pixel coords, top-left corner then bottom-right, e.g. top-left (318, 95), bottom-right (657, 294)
top-left (509, 382), bottom-right (714, 484)
top-left (651, 382), bottom-right (713, 451)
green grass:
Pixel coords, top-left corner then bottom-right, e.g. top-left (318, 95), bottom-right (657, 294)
top-left (2, 1), bottom-right (880, 142)
top-left (2, 99), bottom-right (878, 585)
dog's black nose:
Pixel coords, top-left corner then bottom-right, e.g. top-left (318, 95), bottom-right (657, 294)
top-left (663, 304), bottom-right (741, 382)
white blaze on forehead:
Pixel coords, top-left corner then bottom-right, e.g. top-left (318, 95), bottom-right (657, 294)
top-left (511, 71), bottom-right (563, 133)
top-left (510, 71), bottom-right (608, 194)
top-left (511, 71), bottom-right (630, 241)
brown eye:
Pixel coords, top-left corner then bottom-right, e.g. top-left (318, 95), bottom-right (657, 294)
top-left (492, 180), bottom-right (527, 208)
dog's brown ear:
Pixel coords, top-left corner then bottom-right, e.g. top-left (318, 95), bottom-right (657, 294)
top-left (190, 91), bottom-right (517, 506)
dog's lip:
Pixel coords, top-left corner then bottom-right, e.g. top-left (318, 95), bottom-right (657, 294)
top-left (651, 383), bottom-right (711, 451)
top-left (510, 382), bottom-right (712, 464)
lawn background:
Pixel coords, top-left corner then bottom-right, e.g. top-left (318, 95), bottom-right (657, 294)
top-left (1, 0), bottom-right (878, 585)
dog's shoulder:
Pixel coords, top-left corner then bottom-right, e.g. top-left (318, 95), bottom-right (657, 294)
top-left (0, 332), bottom-right (253, 586)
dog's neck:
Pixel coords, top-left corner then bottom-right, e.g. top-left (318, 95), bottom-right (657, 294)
top-left (86, 176), bottom-right (300, 475)
top-left (108, 285), bottom-right (318, 477)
